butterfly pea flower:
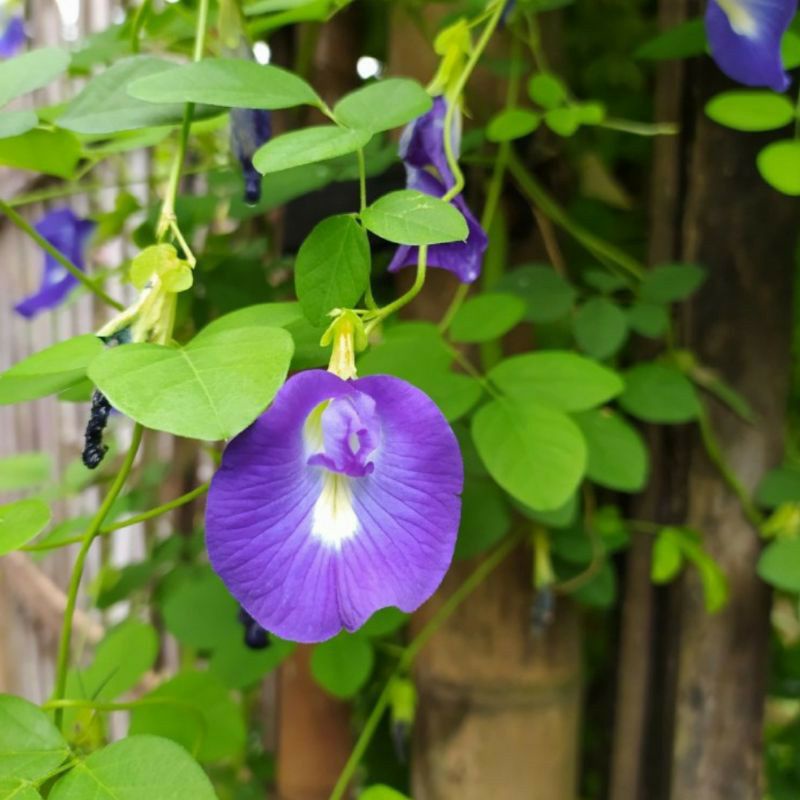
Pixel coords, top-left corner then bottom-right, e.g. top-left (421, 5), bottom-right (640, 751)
top-left (14, 209), bottom-right (95, 319)
top-left (0, 16), bottom-right (25, 58)
top-left (206, 315), bottom-right (464, 643)
top-left (400, 95), bottom-right (459, 190)
top-left (706, 0), bottom-right (798, 92)
top-left (388, 167), bottom-right (488, 284)
top-left (230, 107), bottom-right (271, 205)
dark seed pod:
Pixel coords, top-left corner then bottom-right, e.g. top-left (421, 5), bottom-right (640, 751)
top-left (238, 606), bottom-right (271, 650)
top-left (230, 107), bottom-right (271, 205)
top-left (391, 720), bottom-right (410, 763)
top-left (82, 390), bottom-right (112, 469)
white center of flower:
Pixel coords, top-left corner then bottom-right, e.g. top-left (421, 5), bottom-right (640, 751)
top-left (311, 472), bottom-right (359, 550)
top-left (717, 0), bottom-right (759, 37)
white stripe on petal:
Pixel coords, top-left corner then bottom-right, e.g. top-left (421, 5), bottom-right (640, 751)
top-left (311, 473), bottom-right (359, 549)
top-left (716, 0), bottom-right (758, 36)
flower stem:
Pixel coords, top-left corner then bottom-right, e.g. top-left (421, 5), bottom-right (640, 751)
top-left (506, 150), bottom-right (646, 282)
top-left (156, 0), bottom-right (210, 240)
top-left (0, 199), bottom-right (124, 311)
top-left (365, 245), bottom-right (428, 333)
top-left (328, 535), bottom-right (519, 800)
top-left (24, 481), bottom-right (210, 552)
top-left (441, 0), bottom-right (506, 203)
top-left (52, 424), bottom-right (144, 730)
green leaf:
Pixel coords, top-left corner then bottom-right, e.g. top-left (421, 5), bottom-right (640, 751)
top-left (486, 107), bottom-right (541, 142)
top-left (0, 110), bottom-right (38, 140)
top-left (651, 530), bottom-right (684, 583)
top-left (253, 125), bottom-right (371, 174)
top-left (756, 467), bottom-right (800, 509)
top-left (358, 607), bottom-right (409, 638)
top-left (130, 671), bottom-right (246, 762)
top-left (161, 567), bottom-right (239, 649)
top-left (573, 298), bottom-right (628, 360)
top-left (488, 351), bottom-right (624, 411)
top-left (455, 477), bottom-right (512, 559)
top-left (497, 265), bottom-right (576, 323)
top-left (450, 293), bottom-right (525, 343)
top-left (528, 72), bottom-right (568, 109)
top-left (0, 694), bottom-right (68, 780)
top-left (0, 48), bottom-right (70, 108)
top-left (472, 399), bottom-right (587, 511)
top-left (758, 140), bottom-right (800, 196)
top-left (619, 363), bottom-right (700, 424)
top-left (0, 778), bottom-right (41, 800)
top-left (58, 56), bottom-right (216, 134)
top-left (0, 500), bottom-right (51, 555)
top-left (572, 561), bottom-right (616, 608)
top-left (758, 539), bottom-right (800, 592)
top-left (334, 78), bottom-right (432, 133)
top-left (545, 107), bottom-right (581, 137)
top-left (48, 736), bottom-right (216, 799)
top-left (295, 215), bottom-right (371, 325)
top-left (311, 634), bottom-right (374, 698)
top-left (0, 129), bottom-right (81, 178)
top-left (0, 453), bottom-right (52, 492)
top-left (361, 787), bottom-right (410, 800)
top-left (627, 301), bottom-right (669, 338)
top-left (635, 19), bottom-right (706, 60)
top-left (706, 90), bottom-right (795, 132)
top-left (199, 302), bottom-right (304, 338)
top-left (89, 325), bottom-right (293, 440)
top-left (573, 409), bottom-right (648, 492)
top-left (361, 189), bottom-right (468, 245)
top-left (128, 57), bottom-right (320, 109)
top-left (640, 264), bottom-right (706, 303)
top-left (0, 335), bottom-right (104, 405)
top-left (210, 635), bottom-right (295, 690)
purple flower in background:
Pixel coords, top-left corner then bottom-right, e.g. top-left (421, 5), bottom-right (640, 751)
top-left (206, 370), bottom-right (463, 643)
top-left (400, 95), bottom-right (458, 188)
top-left (230, 107), bottom-right (271, 205)
top-left (388, 168), bottom-right (488, 284)
top-left (706, 0), bottom-right (798, 91)
top-left (14, 209), bottom-right (95, 319)
top-left (0, 16), bottom-right (25, 58)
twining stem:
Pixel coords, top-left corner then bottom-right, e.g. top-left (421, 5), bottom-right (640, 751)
top-left (0, 199), bottom-right (124, 311)
top-left (52, 424), bottom-right (144, 730)
top-left (506, 150), bottom-right (646, 282)
top-left (24, 482), bottom-right (210, 553)
top-left (156, 0), bottom-right (210, 240)
top-left (328, 535), bottom-right (519, 800)
top-left (441, 0), bottom-right (507, 203)
top-left (365, 246), bottom-right (428, 333)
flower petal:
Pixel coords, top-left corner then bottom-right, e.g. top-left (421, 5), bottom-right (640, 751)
top-left (706, 0), bottom-right (798, 91)
top-left (0, 17), bottom-right (25, 59)
top-left (206, 370), bottom-right (463, 643)
top-left (399, 95), bottom-right (459, 189)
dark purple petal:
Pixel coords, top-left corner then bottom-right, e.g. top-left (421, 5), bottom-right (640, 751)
top-left (14, 209), bottom-right (95, 319)
top-left (206, 370), bottom-right (463, 643)
top-left (706, 0), bottom-right (797, 92)
top-left (0, 16), bottom-right (25, 59)
top-left (230, 107), bottom-right (271, 205)
top-left (399, 95), bottom-right (458, 188)
top-left (387, 169), bottom-right (487, 284)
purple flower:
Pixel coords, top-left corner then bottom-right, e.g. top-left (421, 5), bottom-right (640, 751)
top-left (399, 95), bottom-right (458, 188)
top-left (0, 16), bottom-right (25, 59)
top-left (14, 209), bottom-right (95, 319)
top-left (388, 168), bottom-right (487, 284)
top-left (230, 107), bottom-right (271, 205)
top-left (206, 369), bottom-right (463, 643)
top-left (706, 0), bottom-right (798, 91)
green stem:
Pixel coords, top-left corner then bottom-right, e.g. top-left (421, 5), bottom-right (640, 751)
top-left (52, 424), bottom-right (144, 730)
top-left (441, 0), bottom-right (506, 203)
top-left (24, 482), bottom-right (209, 553)
top-left (156, 0), bottom-right (210, 240)
top-left (365, 246), bottom-right (428, 333)
top-left (356, 148), bottom-right (368, 213)
top-left (506, 150), bottom-right (646, 282)
top-left (0, 199), bottom-right (123, 311)
top-left (697, 404), bottom-right (764, 530)
top-left (328, 535), bottom-right (519, 800)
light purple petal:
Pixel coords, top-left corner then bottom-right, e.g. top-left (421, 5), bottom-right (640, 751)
top-left (0, 17), bottom-right (25, 59)
top-left (399, 95), bottom-right (459, 189)
top-left (14, 209), bottom-right (95, 319)
top-left (706, 0), bottom-right (798, 91)
top-left (206, 370), bottom-right (463, 643)
top-left (388, 169), bottom-right (487, 284)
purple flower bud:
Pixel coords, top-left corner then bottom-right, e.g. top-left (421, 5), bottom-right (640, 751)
top-left (0, 16), bottom-right (25, 59)
top-left (230, 107), bottom-right (271, 205)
